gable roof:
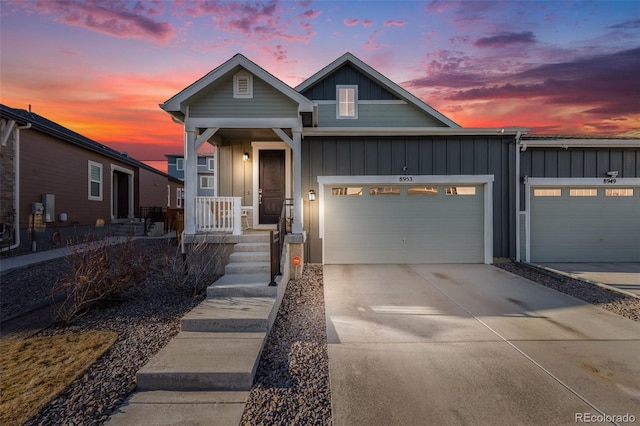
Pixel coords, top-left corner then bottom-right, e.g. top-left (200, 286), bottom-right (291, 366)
top-left (0, 104), bottom-right (180, 182)
top-left (160, 53), bottom-right (315, 120)
top-left (295, 52), bottom-right (460, 128)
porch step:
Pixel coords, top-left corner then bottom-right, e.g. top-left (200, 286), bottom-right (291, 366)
top-left (207, 273), bottom-right (275, 298)
top-left (233, 242), bottom-right (270, 252)
top-left (136, 332), bottom-right (266, 391)
top-left (236, 233), bottom-right (270, 244)
top-left (181, 297), bottom-right (276, 333)
top-left (229, 251), bottom-right (269, 263)
top-left (113, 222), bottom-right (145, 237)
top-left (225, 261), bottom-right (270, 275)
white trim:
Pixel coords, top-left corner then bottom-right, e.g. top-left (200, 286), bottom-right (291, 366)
top-left (527, 177), bottom-right (640, 186)
top-left (520, 139), bottom-right (639, 149)
top-left (88, 160), bottom-right (103, 201)
top-left (251, 142), bottom-right (291, 229)
top-left (336, 85), bottom-right (358, 119)
top-left (186, 117), bottom-right (302, 132)
top-left (317, 175), bottom-right (495, 264)
top-left (110, 164), bottom-right (134, 220)
top-left (303, 127), bottom-right (530, 136)
top-left (200, 175), bottom-right (216, 189)
top-left (524, 177), bottom-right (640, 263)
top-left (314, 100), bottom-right (406, 105)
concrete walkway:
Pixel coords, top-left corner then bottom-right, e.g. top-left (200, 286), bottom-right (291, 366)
top-left (537, 262), bottom-right (640, 298)
top-left (324, 264), bottom-right (640, 426)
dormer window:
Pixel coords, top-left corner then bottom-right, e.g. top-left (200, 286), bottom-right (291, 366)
top-left (337, 85), bottom-right (357, 119)
top-left (233, 71), bottom-right (253, 98)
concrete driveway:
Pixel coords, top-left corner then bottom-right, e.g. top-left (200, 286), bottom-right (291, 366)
top-left (538, 263), bottom-right (640, 298)
top-left (324, 264), bottom-right (640, 426)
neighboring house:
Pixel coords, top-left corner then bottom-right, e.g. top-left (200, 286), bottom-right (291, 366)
top-left (159, 52), bottom-right (640, 267)
top-left (0, 104), bottom-right (184, 254)
top-left (166, 152), bottom-right (218, 197)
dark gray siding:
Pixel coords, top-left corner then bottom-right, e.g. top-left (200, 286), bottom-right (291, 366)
top-left (303, 136), bottom-right (517, 262)
top-left (301, 64), bottom-right (398, 100)
top-left (519, 148), bottom-right (640, 210)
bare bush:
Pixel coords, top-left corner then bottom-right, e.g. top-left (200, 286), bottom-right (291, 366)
top-left (53, 238), bottom-right (147, 323)
top-left (153, 240), bottom-right (231, 297)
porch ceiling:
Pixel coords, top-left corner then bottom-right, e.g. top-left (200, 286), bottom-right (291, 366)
top-left (209, 128), bottom-right (292, 140)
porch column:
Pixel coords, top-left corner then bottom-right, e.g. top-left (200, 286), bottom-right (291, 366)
top-left (292, 130), bottom-right (303, 234)
top-left (184, 128), bottom-right (197, 235)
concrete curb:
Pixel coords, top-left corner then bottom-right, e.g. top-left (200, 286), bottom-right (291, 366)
top-left (522, 262), bottom-right (640, 300)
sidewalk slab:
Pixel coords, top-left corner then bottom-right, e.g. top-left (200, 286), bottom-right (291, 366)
top-left (207, 273), bottom-right (275, 298)
top-left (181, 297), bottom-right (276, 332)
top-left (136, 332), bottom-right (266, 391)
top-left (106, 391), bottom-right (249, 426)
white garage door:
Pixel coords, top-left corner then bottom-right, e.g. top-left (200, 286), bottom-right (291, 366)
top-left (530, 186), bottom-right (640, 262)
top-left (324, 184), bottom-right (485, 264)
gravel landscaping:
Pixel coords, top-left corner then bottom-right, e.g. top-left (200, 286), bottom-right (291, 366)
top-left (1, 242), bottom-right (636, 425)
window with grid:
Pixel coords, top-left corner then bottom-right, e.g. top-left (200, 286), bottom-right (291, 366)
top-left (88, 161), bottom-right (102, 201)
top-left (337, 86), bottom-right (357, 118)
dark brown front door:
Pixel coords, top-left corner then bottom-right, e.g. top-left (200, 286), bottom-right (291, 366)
top-left (115, 171), bottom-right (129, 219)
top-left (259, 150), bottom-right (285, 224)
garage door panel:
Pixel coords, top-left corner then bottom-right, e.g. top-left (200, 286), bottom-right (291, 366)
top-left (324, 184), bottom-right (485, 264)
top-left (530, 187), bottom-right (640, 262)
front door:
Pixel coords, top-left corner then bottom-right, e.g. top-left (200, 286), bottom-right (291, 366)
top-left (259, 150), bottom-right (285, 224)
top-left (113, 171), bottom-right (130, 219)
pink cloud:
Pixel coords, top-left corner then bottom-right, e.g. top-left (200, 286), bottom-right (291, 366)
top-left (475, 31), bottom-right (537, 48)
top-left (25, 0), bottom-right (175, 42)
top-left (343, 18), bottom-right (359, 27)
top-left (383, 19), bottom-right (405, 27)
top-left (299, 9), bottom-right (321, 19)
top-left (363, 35), bottom-right (380, 50)
top-left (362, 19), bottom-right (374, 27)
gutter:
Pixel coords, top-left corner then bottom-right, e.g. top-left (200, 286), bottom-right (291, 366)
top-left (3, 122), bottom-right (31, 252)
top-left (515, 131), bottom-right (522, 262)
top-left (303, 126), bottom-right (531, 137)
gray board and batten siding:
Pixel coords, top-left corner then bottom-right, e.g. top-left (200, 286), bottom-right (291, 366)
top-left (302, 135), bottom-right (518, 264)
top-left (299, 63), bottom-right (450, 128)
top-left (519, 147), bottom-right (640, 211)
top-left (188, 69), bottom-right (298, 119)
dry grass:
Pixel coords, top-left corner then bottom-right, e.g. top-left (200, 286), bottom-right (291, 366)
top-left (0, 331), bottom-right (117, 426)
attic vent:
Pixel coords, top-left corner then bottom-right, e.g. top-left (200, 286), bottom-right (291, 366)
top-left (233, 72), bottom-right (253, 98)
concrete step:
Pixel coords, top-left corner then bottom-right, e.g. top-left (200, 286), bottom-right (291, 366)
top-left (207, 273), bottom-right (275, 298)
top-left (113, 222), bottom-right (145, 237)
top-left (136, 332), bottom-right (266, 391)
top-left (236, 233), bottom-right (270, 243)
top-left (181, 297), bottom-right (276, 333)
top-left (106, 391), bottom-right (249, 425)
top-left (233, 242), bottom-right (270, 253)
top-left (225, 261), bottom-right (270, 275)
top-left (229, 251), bottom-right (270, 263)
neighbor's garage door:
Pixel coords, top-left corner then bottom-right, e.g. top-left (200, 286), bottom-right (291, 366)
top-left (324, 184), bottom-right (484, 264)
top-left (530, 187), bottom-right (640, 262)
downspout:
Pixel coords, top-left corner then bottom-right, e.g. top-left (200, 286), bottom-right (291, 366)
top-left (514, 131), bottom-right (522, 262)
top-left (6, 123), bottom-right (32, 251)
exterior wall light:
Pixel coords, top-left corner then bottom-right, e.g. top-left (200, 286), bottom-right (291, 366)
top-left (606, 171), bottom-right (619, 178)
top-left (308, 189), bottom-right (316, 201)
top-left (243, 152), bottom-right (250, 161)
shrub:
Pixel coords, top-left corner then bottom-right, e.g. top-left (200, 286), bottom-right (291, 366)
top-left (53, 238), bottom-right (147, 323)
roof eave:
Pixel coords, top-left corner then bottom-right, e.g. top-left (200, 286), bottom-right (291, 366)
top-left (303, 127), bottom-right (531, 137)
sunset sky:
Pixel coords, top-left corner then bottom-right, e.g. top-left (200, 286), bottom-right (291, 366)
top-left (1, 0), bottom-right (638, 173)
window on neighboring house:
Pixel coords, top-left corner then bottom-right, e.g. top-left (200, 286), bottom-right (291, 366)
top-left (88, 161), bottom-right (103, 201)
top-left (176, 158), bottom-right (184, 171)
top-left (200, 176), bottom-right (216, 190)
top-left (177, 188), bottom-right (185, 208)
top-left (233, 71), bottom-right (253, 98)
top-left (337, 85), bottom-right (357, 118)
top-left (207, 157), bottom-right (215, 171)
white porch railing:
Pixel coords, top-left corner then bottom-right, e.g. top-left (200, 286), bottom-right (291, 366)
top-left (194, 196), bottom-right (242, 235)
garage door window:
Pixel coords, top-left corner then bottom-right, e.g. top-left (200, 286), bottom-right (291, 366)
top-left (605, 188), bottom-right (634, 197)
top-left (408, 186), bottom-right (438, 195)
top-left (534, 188), bottom-right (561, 197)
top-left (332, 187), bottom-right (363, 196)
top-left (370, 187), bottom-right (400, 195)
top-left (570, 188), bottom-right (597, 196)
top-left (446, 186), bottom-right (476, 195)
